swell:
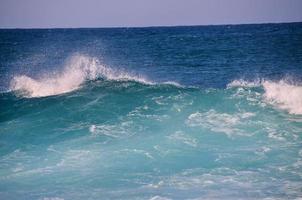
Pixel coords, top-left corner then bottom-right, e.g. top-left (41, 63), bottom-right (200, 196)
top-left (8, 55), bottom-right (302, 116)
top-left (9, 55), bottom-right (151, 98)
top-left (228, 79), bottom-right (302, 115)
top-left (9, 55), bottom-right (183, 98)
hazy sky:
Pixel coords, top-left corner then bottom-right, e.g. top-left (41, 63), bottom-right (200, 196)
top-left (0, 0), bottom-right (302, 28)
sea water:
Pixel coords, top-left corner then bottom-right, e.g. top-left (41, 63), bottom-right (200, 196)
top-left (1, 23), bottom-right (302, 199)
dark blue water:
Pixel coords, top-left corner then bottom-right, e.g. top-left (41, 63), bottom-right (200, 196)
top-left (1, 23), bottom-right (302, 200)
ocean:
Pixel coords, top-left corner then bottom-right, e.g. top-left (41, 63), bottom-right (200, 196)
top-left (0, 23), bottom-right (302, 200)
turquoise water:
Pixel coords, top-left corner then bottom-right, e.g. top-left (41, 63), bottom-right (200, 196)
top-left (1, 23), bottom-right (302, 199)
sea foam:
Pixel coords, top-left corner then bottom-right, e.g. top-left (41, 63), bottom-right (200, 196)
top-left (263, 80), bottom-right (302, 115)
top-left (10, 55), bottom-right (153, 98)
top-left (227, 79), bottom-right (262, 88)
top-left (228, 79), bottom-right (302, 115)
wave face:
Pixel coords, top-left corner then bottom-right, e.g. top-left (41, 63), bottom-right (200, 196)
top-left (10, 55), bottom-right (153, 97)
top-left (1, 24), bottom-right (302, 200)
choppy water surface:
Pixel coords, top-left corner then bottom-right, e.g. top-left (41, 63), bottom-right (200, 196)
top-left (1, 23), bottom-right (302, 199)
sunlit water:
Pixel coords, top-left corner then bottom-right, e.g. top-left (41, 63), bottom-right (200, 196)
top-left (1, 23), bottom-right (302, 200)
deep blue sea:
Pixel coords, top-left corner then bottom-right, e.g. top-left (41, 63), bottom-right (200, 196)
top-left (1, 23), bottom-right (302, 200)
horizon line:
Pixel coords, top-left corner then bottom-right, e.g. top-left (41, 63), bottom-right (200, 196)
top-left (0, 21), bottom-right (301, 30)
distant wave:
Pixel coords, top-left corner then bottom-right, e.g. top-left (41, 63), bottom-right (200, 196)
top-left (228, 79), bottom-right (302, 115)
top-left (9, 55), bottom-right (182, 98)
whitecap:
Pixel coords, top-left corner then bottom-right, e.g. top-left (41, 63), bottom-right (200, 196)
top-left (9, 54), bottom-right (155, 98)
top-left (10, 54), bottom-right (185, 98)
top-left (227, 79), bottom-right (262, 88)
top-left (263, 80), bottom-right (302, 115)
top-left (228, 78), bottom-right (302, 115)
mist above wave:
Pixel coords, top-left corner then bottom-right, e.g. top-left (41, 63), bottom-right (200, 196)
top-left (10, 55), bottom-right (154, 98)
top-left (228, 79), bottom-right (302, 115)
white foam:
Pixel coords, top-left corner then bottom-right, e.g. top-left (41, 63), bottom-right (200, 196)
top-left (149, 196), bottom-right (172, 200)
top-left (228, 79), bottom-right (302, 115)
top-left (43, 197), bottom-right (64, 200)
top-left (162, 81), bottom-right (184, 87)
top-left (227, 79), bottom-right (262, 88)
top-left (167, 131), bottom-right (198, 147)
top-left (119, 148), bottom-right (154, 160)
top-left (263, 80), bottom-right (302, 115)
top-left (89, 124), bottom-right (120, 138)
top-left (10, 55), bottom-right (153, 98)
top-left (89, 121), bottom-right (139, 138)
top-left (186, 110), bottom-right (255, 137)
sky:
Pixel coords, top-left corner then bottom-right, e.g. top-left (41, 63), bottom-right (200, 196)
top-left (0, 0), bottom-right (302, 28)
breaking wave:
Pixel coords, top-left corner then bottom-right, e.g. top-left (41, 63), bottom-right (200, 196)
top-left (228, 79), bottom-right (302, 115)
top-left (263, 80), bottom-right (302, 115)
top-left (10, 55), bottom-right (157, 98)
top-left (9, 56), bottom-right (302, 116)
top-left (227, 79), bottom-right (262, 88)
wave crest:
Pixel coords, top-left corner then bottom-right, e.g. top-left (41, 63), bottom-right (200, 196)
top-left (228, 79), bottom-right (302, 115)
top-left (263, 80), bottom-right (302, 115)
top-left (10, 55), bottom-right (153, 98)
top-left (227, 79), bottom-right (262, 88)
